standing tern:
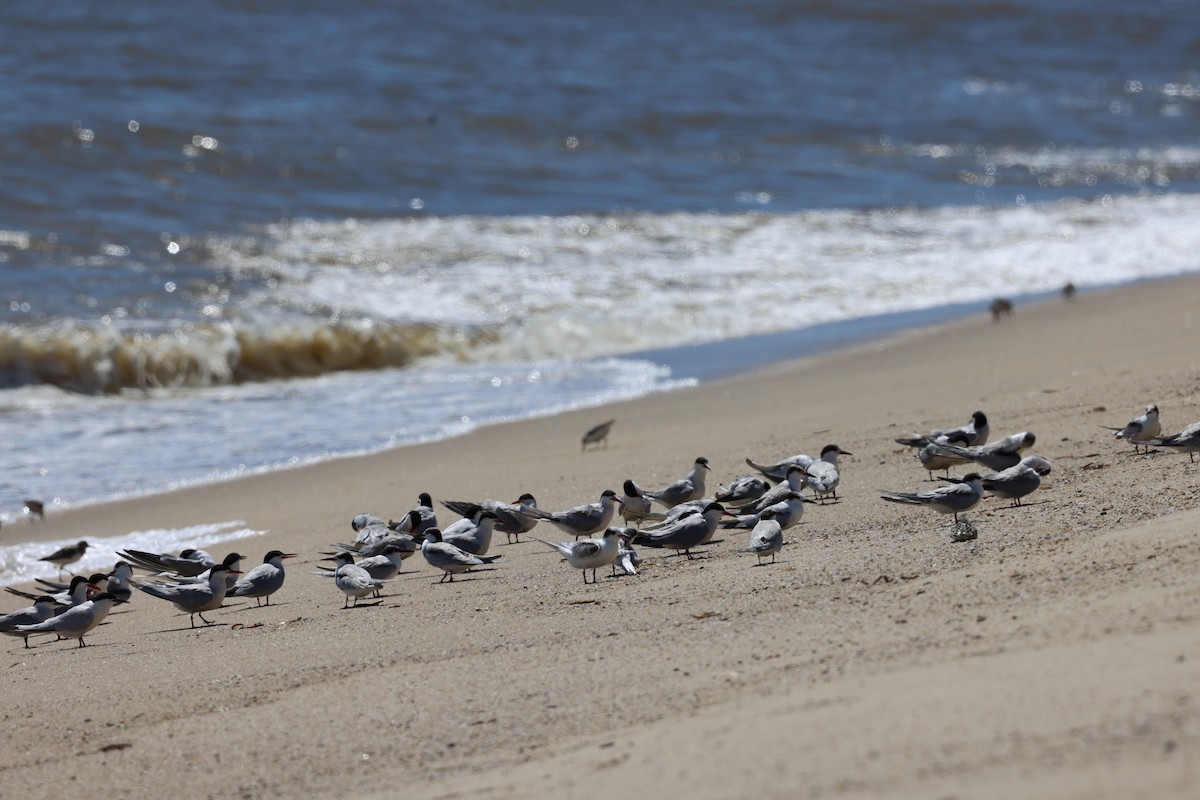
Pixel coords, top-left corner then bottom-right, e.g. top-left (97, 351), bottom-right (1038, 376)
top-left (980, 455), bottom-right (1052, 507)
top-left (633, 502), bottom-right (729, 559)
top-left (743, 507), bottom-right (784, 565)
top-left (745, 453), bottom-right (815, 484)
top-left (0, 596), bottom-right (62, 648)
top-left (895, 411), bottom-right (990, 448)
top-left (526, 490), bottom-right (624, 539)
top-left (329, 552), bottom-right (384, 607)
top-left (638, 457), bottom-right (711, 509)
top-left (16, 592), bottom-right (124, 648)
top-left (1100, 404), bottom-right (1160, 454)
top-left (917, 441), bottom-right (961, 481)
top-left (532, 528), bottom-right (626, 584)
top-left (8, 574), bottom-right (99, 607)
top-left (805, 444), bottom-right (852, 503)
top-left (37, 540), bottom-right (89, 579)
top-left (133, 564), bottom-right (238, 627)
top-left (881, 473), bottom-right (985, 522)
top-left (1149, 421), bottom-right (1200, 462)
top-left (227, 550), bottom-right (297, 606)
top-left (420, 529), bottom-right (502, 583)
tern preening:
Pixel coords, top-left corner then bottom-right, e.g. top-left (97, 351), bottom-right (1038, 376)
top-left (1101, 404), bottom-right (1160, 454)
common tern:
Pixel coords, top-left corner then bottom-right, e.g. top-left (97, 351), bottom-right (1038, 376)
top-left (722, 491), bottom-right (812, 530)
top-left (619, 480), bottom-right (658, 526)
top-left (715, 475), bottom-right (770, 507)
top-left (525, 490), bottom-right (624, 539)
top-left (227, 550), bottom-right (297, 606)
top-left (389, 493), bottom-right (438, 537)
top-left (1101, 404), bottom-right (1161, 454)
top-left (745, 454), bottom-right (814, 484)
top-left (1149, 421), bottom-right (1200, 462)
top-left (133, 564), bottom-right (238, 627)
top-left (741, 465), bottom-right (809, 516)
top-left (743, 507), bottom-right (784, 565)
top-left (0, 597), bottom-right (62, 648)
top-left (926, 432), bottom-right (1036, 472)
top-left (638, 457), bottom-right (711, 509)
top-left (118, 547), bottom-right (216, 578)
top-left (420, 529), bottom-right (502, 583)
top-left (38, 540), bottom-right (89, 579)
top-left (163, 552), bottom-right (245, 590)
top-left (439, 510), bottom-right (499, 556)
top-left (895, 411), bottom-right (989, 448)
top-left (329, 552), bottom-right (384, 607)
top-left (881, 473), bottom-right (985, 522)
top-left (805, 444), bottom-right (852, 503)
top-left (318, 544), bottom-right (406, 596)
top-left (917, 441), bottom-right (960, 481)
top-left (442, 495), bottom-right (539, 544)
top-left (633, 501), bottom-right (728, 559)
top-left (532, 528), bottom-right (626, 584)
top-left (8, 574), bottom-right (99, 607)
top-left (326, 531), bottom-right (420, 560)
top-left (979, 455), bottom-right (1052, 506)
top-left (582, 419), bottom-right (615, 450)
top-left (15, 592), bottom-right (124, 648)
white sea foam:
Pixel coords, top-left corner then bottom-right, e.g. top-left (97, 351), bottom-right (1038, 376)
top-left (0, 521), bottom-right (263, 588)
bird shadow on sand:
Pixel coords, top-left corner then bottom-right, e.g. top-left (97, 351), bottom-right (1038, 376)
top-left (222, 601), bottom-right (291, 613)
top-left (341, 600), bottom-right (385, 609)
top-left (147, 620), bottom-right (232, 635)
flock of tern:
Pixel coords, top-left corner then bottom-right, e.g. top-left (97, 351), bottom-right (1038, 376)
top-left (3, 402), bottom-right (1195, 648)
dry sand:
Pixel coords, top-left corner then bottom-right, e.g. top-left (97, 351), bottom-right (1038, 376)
top-left (3, 275), bottom-right (1200, 799)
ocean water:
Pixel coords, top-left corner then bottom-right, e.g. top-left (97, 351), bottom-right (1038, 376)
top-left (1, 0), bottom-right (1198, 539)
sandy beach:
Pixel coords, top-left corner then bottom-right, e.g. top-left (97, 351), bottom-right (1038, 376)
top-left (3, 274), bottom-right (1200, 799)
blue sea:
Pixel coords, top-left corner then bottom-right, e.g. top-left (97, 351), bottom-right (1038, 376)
top-left (2, 0), bottom-right (1199, 542)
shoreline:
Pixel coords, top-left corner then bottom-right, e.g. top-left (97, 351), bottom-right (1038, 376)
top-left (2, 272), bottom-right (1200, 798)
top-left (7, 269), bottom-right (1183, 538)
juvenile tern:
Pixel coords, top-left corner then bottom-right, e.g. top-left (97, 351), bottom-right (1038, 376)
top-left (133, 564), bottom-right (238, 627)
top-left (420, 529), bottom-right (502, 583)
top-left (881, 473), bottom-right (985, 522)
top-left (582, 419), bottom-right (615, 450)
top-left (15, 592), bottom-right (124, 648)
top-left (329, 552), bottom-right (384, 607)
top-left (633, 501), bottom-right (728, 559)
top-left (743, 508), bottom-right (784, 565)
top-left (227, 550), bottom-right (297, 606)
top-left (532, 528), bottom-right (625, 584)
top-left (38, 540), bottom-right (89, 579)
top-left (526, 489), bottom-right (624, 539)
top-left (639, 457), bottom-right (711, 509)
top-left (1150, 421), bottom-right (1200, 462)
top-left (980, 455), bottom-right (1052, 506)
top-left (805, 444), bottom-right (852, 503)
top-left (0, 596), bottom-right (62, 648)
top-left (896, 411), bottom-right (990, 448)
top-left (1101, 404), bottom-right (1161, 454)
